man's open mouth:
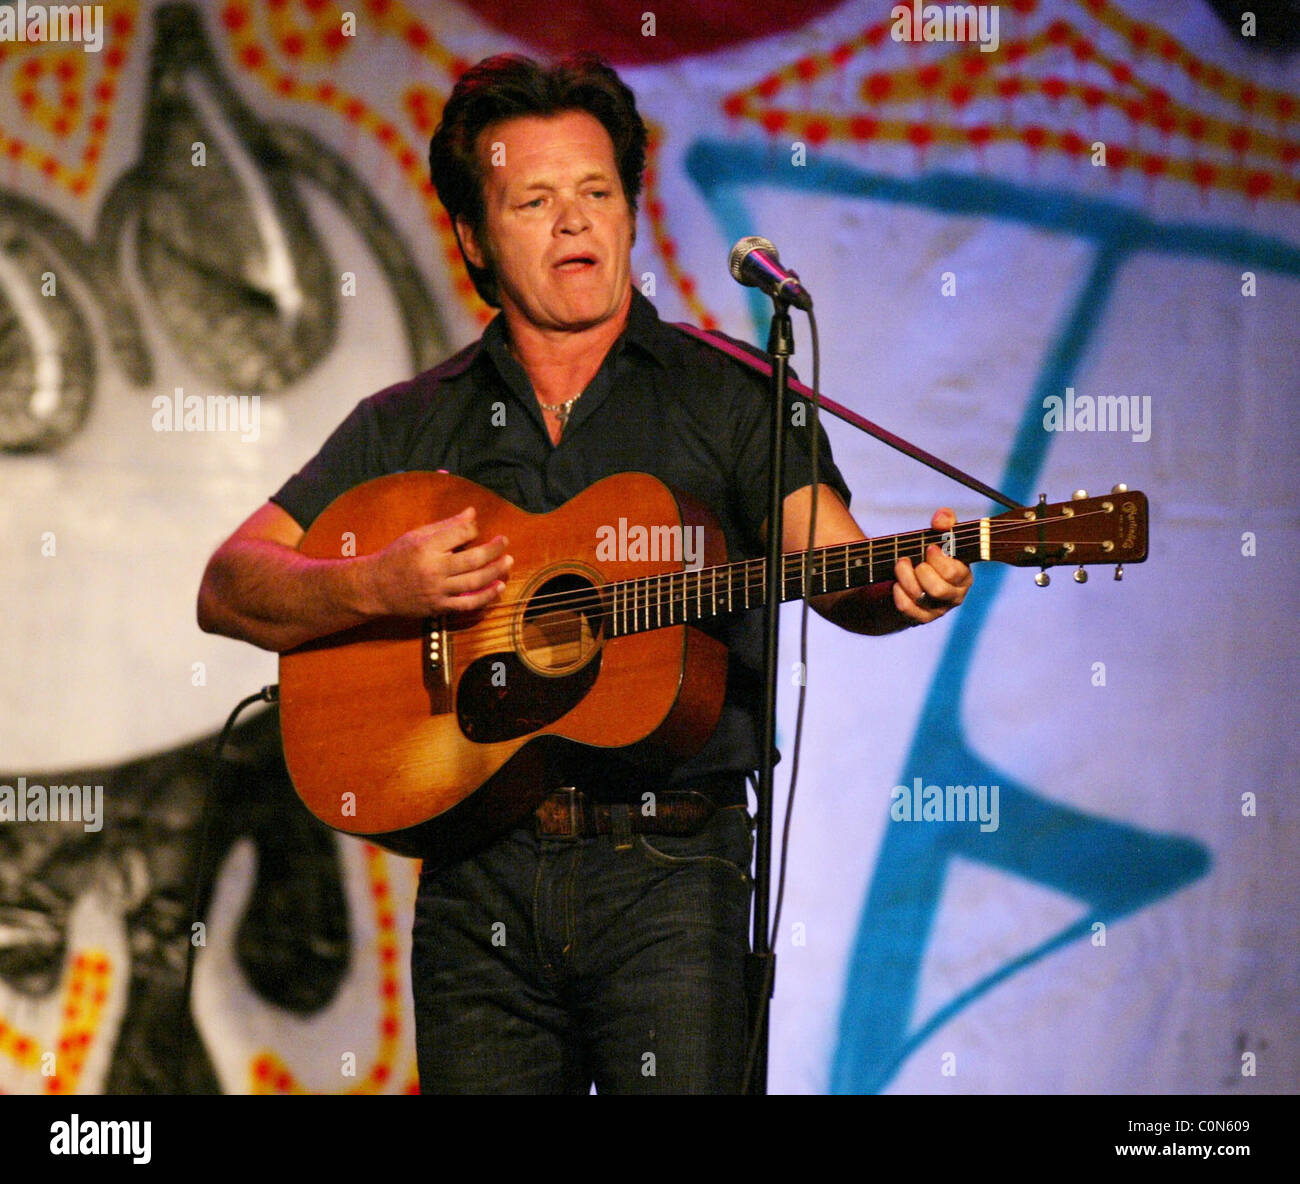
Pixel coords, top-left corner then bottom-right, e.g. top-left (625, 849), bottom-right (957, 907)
top-left (554, 255), bottom-right (597, 271)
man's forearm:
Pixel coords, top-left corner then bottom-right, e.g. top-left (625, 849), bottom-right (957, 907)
top-left (197, 539), bottom-right (380, 653)
top-left (813, 580), bottom-right (915, 636)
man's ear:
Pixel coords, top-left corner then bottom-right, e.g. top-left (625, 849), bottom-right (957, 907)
top-left (455, 217), bottom-right (485, 270)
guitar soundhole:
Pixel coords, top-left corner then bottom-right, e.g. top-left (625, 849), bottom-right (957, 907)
top-left (517, 572), bottom-right (606, 677)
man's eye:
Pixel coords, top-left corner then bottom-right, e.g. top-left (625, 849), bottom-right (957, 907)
top-left (521, 198), bottom-right (545, 209)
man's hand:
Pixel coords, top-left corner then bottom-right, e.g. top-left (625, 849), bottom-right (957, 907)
top-left (779, 486), bottom-right (973, 635)
top-left (363, 507), bottom-right (513, 617)
top-left (198, 501), bottom-right (513, 653)
top-left (891, 506), bottom-right (972, 625)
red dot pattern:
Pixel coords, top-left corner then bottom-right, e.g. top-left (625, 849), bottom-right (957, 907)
top-left (718, 0), bottom-right (1299, 207)
top-left (249, 845), bottom-right (413, 1094)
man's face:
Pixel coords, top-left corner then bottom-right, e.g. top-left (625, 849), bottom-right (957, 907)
top-left (457, 110), bottom-right (635, 334)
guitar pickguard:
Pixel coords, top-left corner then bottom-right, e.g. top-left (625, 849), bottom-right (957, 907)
top-left (456, 650), bottom-right (603, 743)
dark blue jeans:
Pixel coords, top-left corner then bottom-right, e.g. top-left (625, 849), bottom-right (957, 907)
top-left (411, 803), bottom-right (754, 1094)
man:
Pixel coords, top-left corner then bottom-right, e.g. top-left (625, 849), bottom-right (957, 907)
top-left (197, 53), bottom-right (972, 1094)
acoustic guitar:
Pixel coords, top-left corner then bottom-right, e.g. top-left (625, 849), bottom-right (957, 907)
top-left (279, 470), bottom-right (1147, 860)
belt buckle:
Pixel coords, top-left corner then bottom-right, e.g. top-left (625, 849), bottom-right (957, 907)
top-left (557, 785), bottom-right (581, 838)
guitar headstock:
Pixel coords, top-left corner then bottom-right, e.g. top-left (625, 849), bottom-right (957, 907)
top-left (988, 486), bottom-right (1148, 584)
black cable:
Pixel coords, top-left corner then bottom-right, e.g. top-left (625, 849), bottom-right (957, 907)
top-left (176, 683), bottom-right (279, 1090)
top-left (773, 305), bottom-right (821, 950)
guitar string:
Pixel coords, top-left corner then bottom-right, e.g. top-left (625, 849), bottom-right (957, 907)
top-left (429, 508), bottom-right (1122, 650)
top-left (457, 504), bottom-right (1107, 616)
top-left (447, 509), bottom-right (1116, 644)
top-left (459, 509), bottom-right (1105, 620)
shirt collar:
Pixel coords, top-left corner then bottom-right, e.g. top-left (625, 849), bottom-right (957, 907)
top-left (477, 287), bottom-right (672, 385)
top-left (620, 287), bottom-right (673, 370)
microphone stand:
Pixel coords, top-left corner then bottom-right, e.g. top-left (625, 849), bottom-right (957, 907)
top-left (746, 299), bottom-right (795, 1095)
top-left (738, 293), bottom-right (1021, 1096)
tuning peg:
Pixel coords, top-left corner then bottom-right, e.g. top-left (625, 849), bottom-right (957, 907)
top-left (1111, 483), bottom-right (1128, 494)
top-left (1073, 566), bottom-right (1088, 583)
top-left (1072, 489), bottom-right (1088, 500)
top-left (1114, 564), bottom-right (1124, 581)
top-left (1035, 570), bottom-right (1051, 587)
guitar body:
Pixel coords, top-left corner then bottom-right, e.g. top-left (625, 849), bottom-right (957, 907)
top-left (279, 467), bottom-right (1149, 862)
top-left (279, 471), bottom-right (729, 861)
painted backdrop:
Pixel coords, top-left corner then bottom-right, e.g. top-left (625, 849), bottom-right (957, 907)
top-left (0, 0), bottom-right (1296, 1093)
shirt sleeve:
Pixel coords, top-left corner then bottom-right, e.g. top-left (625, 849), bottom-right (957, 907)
top-left (727, 364), bottom-right (854, 549)
top-left (269, 396), bottom-right (391, 530)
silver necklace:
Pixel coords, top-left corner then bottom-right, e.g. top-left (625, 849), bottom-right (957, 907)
top-left (541, 393), bottom-right (582, 431)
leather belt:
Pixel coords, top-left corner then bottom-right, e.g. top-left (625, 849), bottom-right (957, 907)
top-left (534, 787), bottom-right (734, 838)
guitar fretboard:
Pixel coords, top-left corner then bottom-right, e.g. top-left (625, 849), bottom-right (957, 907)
top-left (607, 521), bottom-right (988, 637)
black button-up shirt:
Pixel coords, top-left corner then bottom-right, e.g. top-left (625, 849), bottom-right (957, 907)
top-left (273, 289), bottom-right (852, 788)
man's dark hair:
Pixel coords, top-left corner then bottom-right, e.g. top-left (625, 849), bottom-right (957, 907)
top-left (428, 53), bottom-right (648, 307)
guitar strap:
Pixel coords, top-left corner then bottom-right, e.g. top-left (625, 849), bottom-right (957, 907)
top-left (671, 321), bottom-right (1022, 511)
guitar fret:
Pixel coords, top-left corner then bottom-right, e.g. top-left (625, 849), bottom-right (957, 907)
top-left (596, 512), bottom-right (1089, 640)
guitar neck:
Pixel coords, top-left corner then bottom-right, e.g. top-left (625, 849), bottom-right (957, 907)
top-left (607, 521), bottom-right (985, 638)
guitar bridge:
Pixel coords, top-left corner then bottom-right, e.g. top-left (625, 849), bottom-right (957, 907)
top-left (423, 617), bottom-right (452, 715)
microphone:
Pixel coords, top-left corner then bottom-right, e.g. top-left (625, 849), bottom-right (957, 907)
top-left (728, 236), bottom-right (813, 311)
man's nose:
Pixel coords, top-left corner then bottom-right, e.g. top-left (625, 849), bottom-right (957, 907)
top-left (555, 195), bottom-right (591, 233)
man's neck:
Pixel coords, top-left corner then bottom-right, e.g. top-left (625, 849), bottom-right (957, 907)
top-left (501, 288), bottom-right (633, 404)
